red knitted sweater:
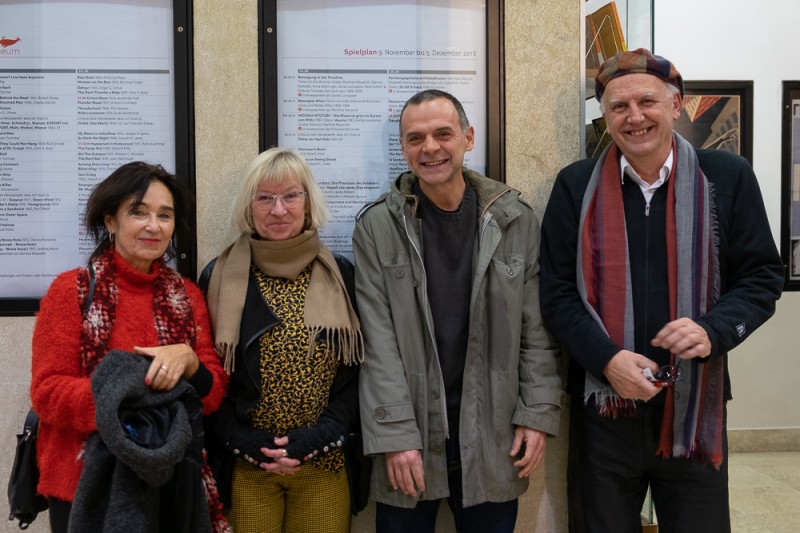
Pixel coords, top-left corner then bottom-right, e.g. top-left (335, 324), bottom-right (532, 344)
top-left (30, 252), bottom-right (228, 502)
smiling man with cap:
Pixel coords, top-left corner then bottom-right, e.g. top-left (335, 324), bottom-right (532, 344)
top-left (539, 48), bottom-right (784, 533)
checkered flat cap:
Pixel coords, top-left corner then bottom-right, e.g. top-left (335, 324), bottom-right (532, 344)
top-left (595, 48), bottom-right (684, 101)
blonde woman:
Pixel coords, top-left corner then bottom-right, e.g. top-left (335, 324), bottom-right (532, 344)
top-left (202, 148), bottom-right (369, 532)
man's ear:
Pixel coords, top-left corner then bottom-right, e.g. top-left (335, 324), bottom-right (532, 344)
top-left (464, 125), bottom-right (475, 152)
top-left (672, 92), bottom-right (683, 120)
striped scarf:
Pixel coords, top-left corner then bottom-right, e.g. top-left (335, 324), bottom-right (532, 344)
top-left (77, 247), bottom-right (197, 374)
top-left (577, 133), bottom-right (724, 467)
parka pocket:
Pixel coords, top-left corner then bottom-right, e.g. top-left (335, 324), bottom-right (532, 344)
top-left (484, 370), bottom-right (517, 453)
top-left (489, 254), bottom-right (524, 288)
top-left (381, 254), bottom-right (415, 296)
top-left (485, 255), bottom-right (525, 364)
top-left (381, 254), bottom-right (423, 331)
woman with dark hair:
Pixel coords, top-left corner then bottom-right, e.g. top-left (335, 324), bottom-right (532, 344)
top-left (201, 147), bottom-right (369, 532)
top-left (30, 162), bottom-right (229, 532)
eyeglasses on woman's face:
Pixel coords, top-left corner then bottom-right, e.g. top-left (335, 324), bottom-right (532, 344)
top-left (251, 190), bottom-right (307, 209)
top-left (250, 177), bottom-right (308, 241)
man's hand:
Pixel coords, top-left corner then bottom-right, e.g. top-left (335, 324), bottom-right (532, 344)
top-left (385, 449), bottom-right (425, 497)
top-left (510, 427), bottom-right (546, 478)
top-left (603, 350), bottom-right (663, 401)
top-left (651, 317), bottom-right (711, 359)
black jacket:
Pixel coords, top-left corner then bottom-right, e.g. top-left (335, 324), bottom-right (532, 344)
top-left (69, 350), bottom-right (210, 533)
top-left (540, 148), bottom-right (784, 400)
top-left (199, 254), bottom-right (370, 514)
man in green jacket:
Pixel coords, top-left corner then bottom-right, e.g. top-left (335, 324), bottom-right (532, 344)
top-left (353, 89), bottom-right (562, 532)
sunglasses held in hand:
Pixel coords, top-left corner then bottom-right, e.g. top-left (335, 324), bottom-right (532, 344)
top-left (643, 364), bottom-right (683, 386)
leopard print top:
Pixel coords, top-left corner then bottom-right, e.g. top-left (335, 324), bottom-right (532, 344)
top-left (250, 264), bottom-right (344, 473)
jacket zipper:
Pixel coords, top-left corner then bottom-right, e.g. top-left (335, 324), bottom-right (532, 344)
top-left (401, 209), bottom-right (450, 440)
top-left (479, 212), bottom-right (493, 245)
top-left (643, 195), bottom-right (650, 357)
top-left (396, 187), bottom-right (507, 442)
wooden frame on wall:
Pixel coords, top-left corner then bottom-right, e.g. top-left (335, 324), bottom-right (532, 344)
top-left (586, 81), bottom-right (753, 163)
top-left (173, 0), bottom-right (197, 282)
top-left (781, 81), bottom-right (800, 290)
top-left (674, 80), bottom-right (753, 164)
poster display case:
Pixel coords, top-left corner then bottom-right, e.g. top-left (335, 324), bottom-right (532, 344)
top-left (0, 0), bottom-right (195, 315)
top-left (781, 81), bottom-right (800, 290)
top-left (260, 0), bottom-right (504, 258)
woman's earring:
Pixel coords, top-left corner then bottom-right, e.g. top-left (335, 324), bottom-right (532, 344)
top-left (109, 233), bottom-right (115, 245)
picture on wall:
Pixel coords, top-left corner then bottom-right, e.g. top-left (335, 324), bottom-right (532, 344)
top-left (584, 81), bottom-right (753, 161)
top-left (582, 0), bottom-right (653, 158)
top-left (585, 1), bottom-right (626, 98)
top-left (781, 81), bottom-right (800, 289)
top-left (263, 0), bottom-right (501, 258)
top-left (673, 81), bottom-right (753, 163)
top-left (585, 116), bottom-right (610, 158)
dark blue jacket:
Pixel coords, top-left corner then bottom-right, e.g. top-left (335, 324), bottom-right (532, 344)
top-left (540, 148), bottom-right (784, 400)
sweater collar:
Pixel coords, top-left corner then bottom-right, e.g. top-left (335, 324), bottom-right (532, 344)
top-left (390, 168), bottom-right (519, 226)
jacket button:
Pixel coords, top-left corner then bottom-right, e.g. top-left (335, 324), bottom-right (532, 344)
top-left (375, 408), bottom-right (387, 420)
top-left (432, 442), bottom-right (444, 453)
top-left (431, 391), bottom-right (440, 400)
top-left (507, 266), bottom-right (514, 275)
top-left (394, 269), bottom-right (405, 278)
top-left (412, 279), bottom-right (420, 287)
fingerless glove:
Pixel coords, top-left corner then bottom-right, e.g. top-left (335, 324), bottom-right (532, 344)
top-left (227, 426), bottom-right (277, 465)
top-left (284, 417), bottom-right (346, 462)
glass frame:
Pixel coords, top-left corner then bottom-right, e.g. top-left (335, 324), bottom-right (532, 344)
top-left (582, 0), bottom-right (654, 158)
top-left (675, 80), bottom-right (753, 164)
top-left (781, 81), bottom-right (800, 290)
top-left (260, 0), bottom-right (505, 181)
top-left (258, 0), bottom-right (505, 258)
top-left (0, 0), bottom-right (196, 316)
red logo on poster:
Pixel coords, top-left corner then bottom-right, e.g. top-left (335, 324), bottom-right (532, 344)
top-left (0, 36), bottom-right (21, 48)
top-left (0, 36), bottom-right (21, 55)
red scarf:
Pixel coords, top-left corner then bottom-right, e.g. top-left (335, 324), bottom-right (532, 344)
top-left (578, 136), bottom-right (723, 468)
top-left (76, 247), bottom-right (196, 374)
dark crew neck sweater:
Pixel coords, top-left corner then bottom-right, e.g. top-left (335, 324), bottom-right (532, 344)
top-left (413, 180), bottom-right (477, 435)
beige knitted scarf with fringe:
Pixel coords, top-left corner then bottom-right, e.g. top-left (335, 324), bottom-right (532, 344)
top-left (206, 230), bottom-right (362, 373)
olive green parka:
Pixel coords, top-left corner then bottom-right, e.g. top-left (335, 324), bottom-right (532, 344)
top-left (353, 169), bottom-right (562, 508)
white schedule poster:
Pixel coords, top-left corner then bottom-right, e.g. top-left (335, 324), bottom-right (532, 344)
top-left (0, 1), bottom-right (175, 301)
top-left (276, 0), bottom-right (487, 256)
